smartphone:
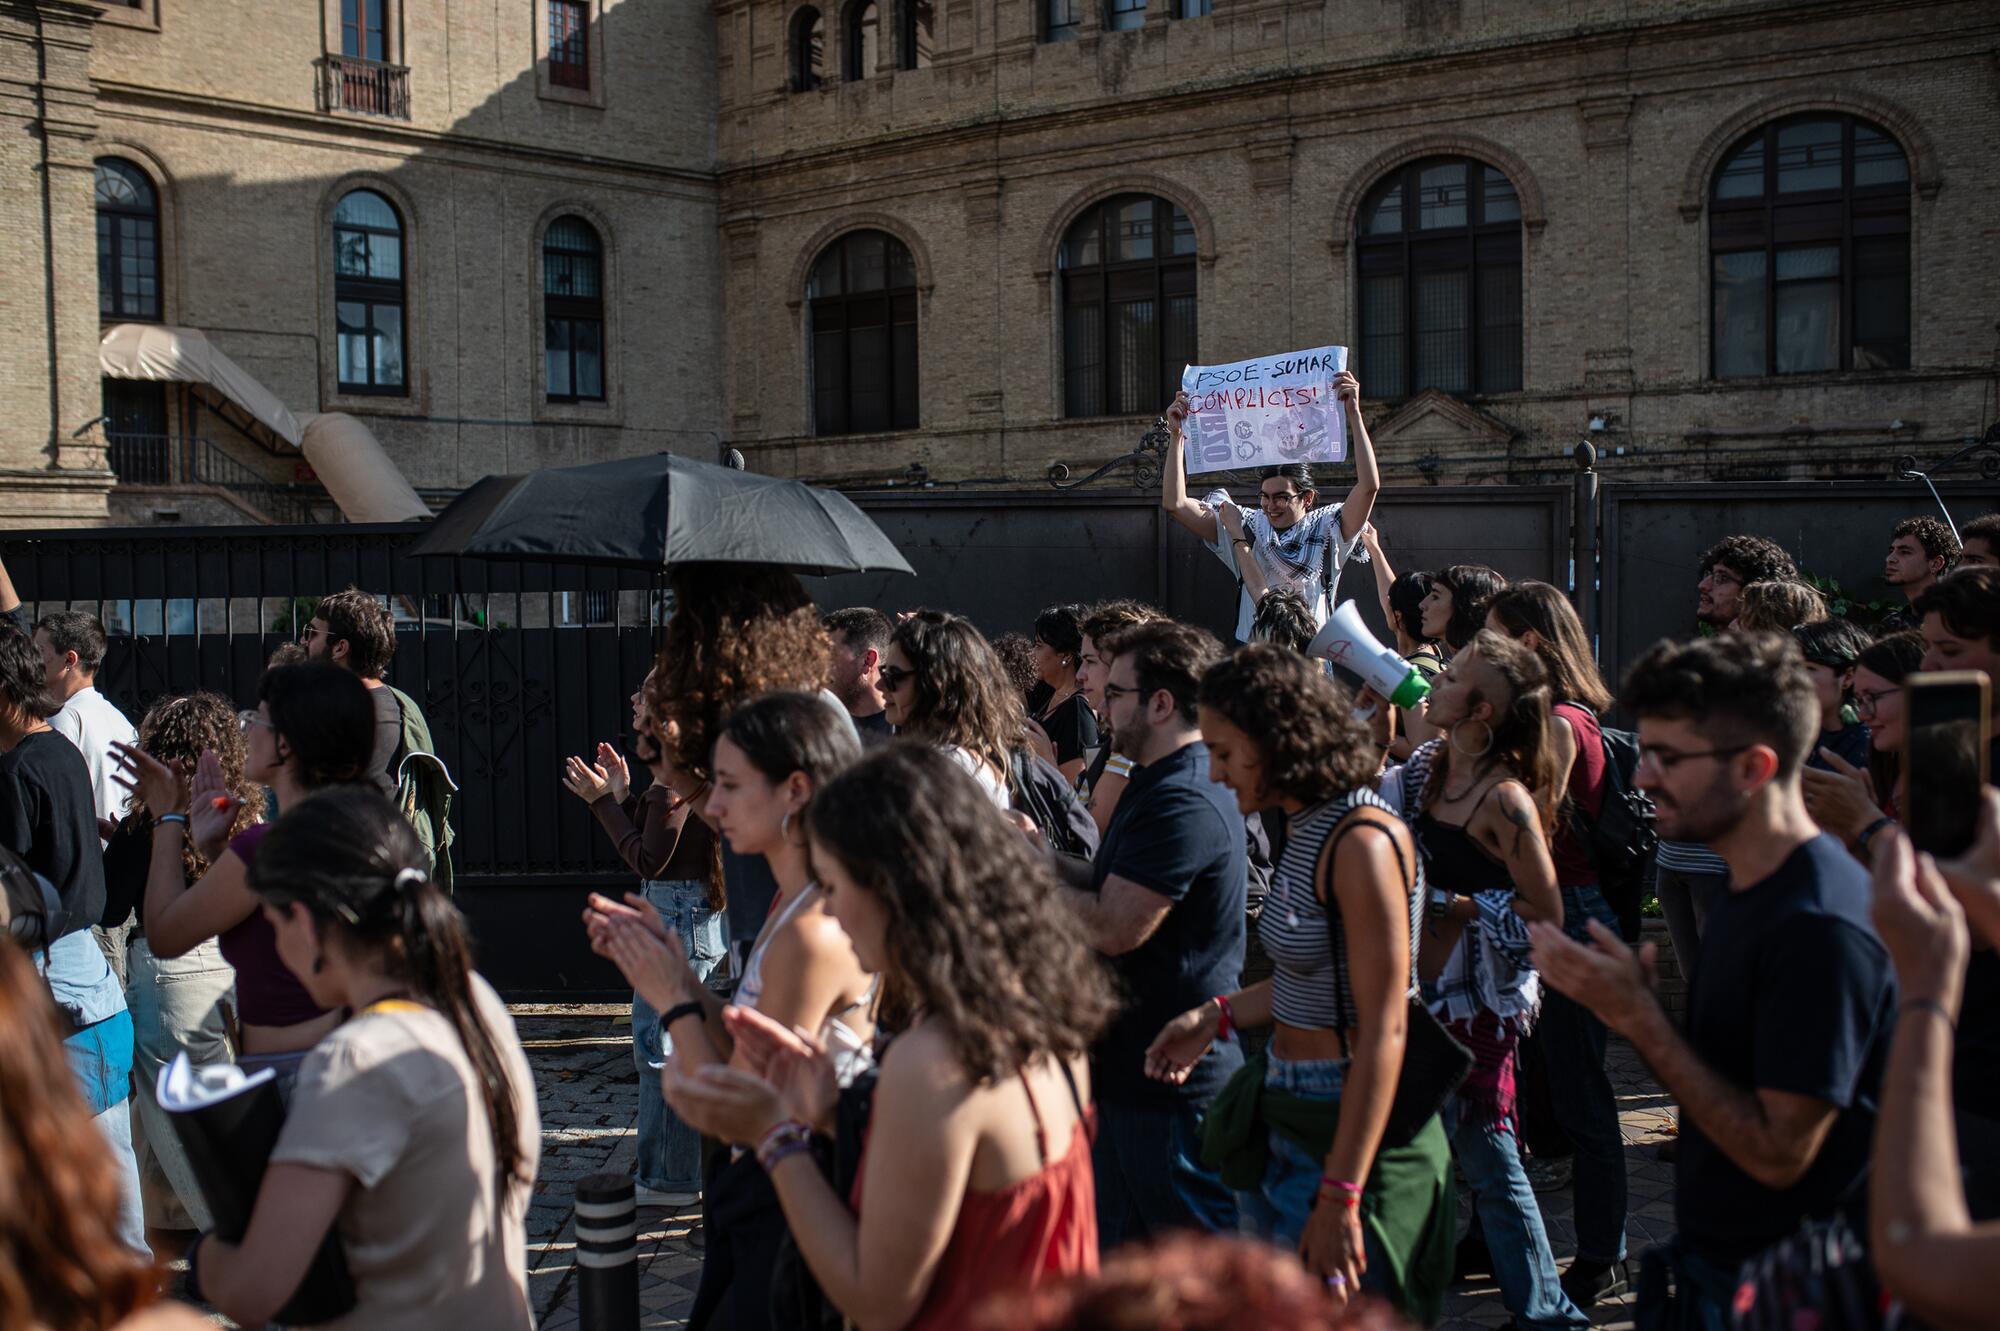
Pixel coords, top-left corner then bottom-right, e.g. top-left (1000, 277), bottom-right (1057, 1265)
top-left (1905, 671), bottom-right (1992, 857)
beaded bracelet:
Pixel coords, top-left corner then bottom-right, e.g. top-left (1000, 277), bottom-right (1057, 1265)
top-left (756, 1120), bottom-right (815, 1172)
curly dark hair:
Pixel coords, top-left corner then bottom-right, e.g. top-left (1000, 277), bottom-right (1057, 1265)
top-left (1620, 630), bottom-right (1818, 778)
top-left (1080, 600), bottom-right (1164, 653)
top-left (805, 744), bottom-right (1115, 1082)
top-left (649, 564), bottom-right (832, 778)
top-left (1487, 581), bottom-right (1613, 714)
top-left (1096, 620), bottom-right (1224, 726)
top-left (1893, 515), bottom-right (1960, 570)
top-left (1913, 566), bottom-right (2000, 650)
top-left (1791, 618), bottom-right (1873, 672)
top-left (134, 693), bottom-right (266, 881)
top-left (1697, 534), bottom-right (1797, 587)
top-left (889, 611), bottom-right (1025, 772)
top-left (1199, 645), bottom-right (1377, 804)
top-left (314, 587), bottom-right (396, 679)
top-left (989, 632), bottom-right (1042, 708)
top-left (1437, 564), bottom-right (1508, 652)
top-left (1249, 590), bottom-right (1315, 653)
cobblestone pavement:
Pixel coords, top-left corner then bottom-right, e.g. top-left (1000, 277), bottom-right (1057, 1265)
top-left (523, 1005), bottom-right (1677, 1330)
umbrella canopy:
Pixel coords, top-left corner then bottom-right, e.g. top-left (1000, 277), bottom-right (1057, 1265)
top-left (406, 453), bottom-right (914, 577)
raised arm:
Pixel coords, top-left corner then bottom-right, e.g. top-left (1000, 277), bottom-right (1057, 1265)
top-left (1359, 523), bottom-right (1396, 623)
top-left (1335, 371), bottom-right (1380, 541)
top-left (1161, 392), bottom-right (1220, 543)
top-left (1217, 503), bottom-right (1269, 603)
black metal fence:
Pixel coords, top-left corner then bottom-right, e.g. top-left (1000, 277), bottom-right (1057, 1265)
top-left (3, 474), bottom-right (1993, 995)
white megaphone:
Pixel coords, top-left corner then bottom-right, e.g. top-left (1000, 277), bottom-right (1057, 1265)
top-left (1307, 600), bottom-right (1432, 710)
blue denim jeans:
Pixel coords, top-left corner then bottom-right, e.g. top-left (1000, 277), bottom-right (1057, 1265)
top-left (632, 878), bottom-right (726, 1193)
top-left (1442, 1092), bottom-right (1589, 1329)
top-left (1538, 884), bottom-right (1628, 1267)
top-left (1094, 1093), bottom-right (1238, 1250)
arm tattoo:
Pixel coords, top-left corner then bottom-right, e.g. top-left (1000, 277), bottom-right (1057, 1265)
top-left (1503, 796), bottom-right (1540, 859)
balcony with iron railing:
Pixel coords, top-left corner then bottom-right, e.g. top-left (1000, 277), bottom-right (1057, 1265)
top-left (320, 54), bottom-right (411, 120)
top-left (107, 434), bottom-right (334, 526)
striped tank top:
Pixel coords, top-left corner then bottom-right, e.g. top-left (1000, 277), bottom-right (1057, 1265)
top-left (1259, 787), bottom-right (1426, 1032)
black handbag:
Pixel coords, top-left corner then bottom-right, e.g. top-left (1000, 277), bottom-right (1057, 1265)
top-left (1322, 809), bottom-right (1473, 1148)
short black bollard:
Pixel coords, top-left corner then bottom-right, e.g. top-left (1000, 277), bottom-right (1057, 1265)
top-left (575, 1172), bottom-right (640, 1331)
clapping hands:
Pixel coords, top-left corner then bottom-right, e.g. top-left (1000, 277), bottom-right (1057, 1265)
top-left (562, 742), bottom-right (630, 805)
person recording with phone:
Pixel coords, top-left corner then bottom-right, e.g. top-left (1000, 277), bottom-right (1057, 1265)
top-left (1159, 371), bottom-right (1380, 643)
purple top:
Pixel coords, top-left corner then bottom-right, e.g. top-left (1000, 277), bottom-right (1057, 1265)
top-left (222, 824), bottom-right (332, 1028)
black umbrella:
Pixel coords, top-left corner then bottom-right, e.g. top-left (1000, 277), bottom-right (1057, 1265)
top-left (406, 453), bottom-right (914, 577)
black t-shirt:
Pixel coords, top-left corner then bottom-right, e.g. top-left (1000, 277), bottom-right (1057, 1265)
top-left (0, 730), bottom-right (106, 941)
top-left (1954, 948), bottom-right (2000, 1123)
top-left (1039, 693), bottom-right (1100, 768)
top-left (853, 709), bottom-right (894, 746)
top-left (1805, 723), bottom-right (1871, 774)
top-left (1089, 740), bottom-right (1246, 1107)
top-left (1677, 834), bottom-right (1896, 1265)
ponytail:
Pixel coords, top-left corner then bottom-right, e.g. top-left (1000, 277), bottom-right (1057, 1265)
top-left (248, 789), bottom-right (526, 1202)
top-left (393, 871), bottom-right (525, 1200)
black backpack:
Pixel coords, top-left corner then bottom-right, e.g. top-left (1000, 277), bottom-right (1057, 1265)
top-left (1576, 722), bottom-right (1658, 941)
top-left (1007, 748), bottom-right (1101, 864)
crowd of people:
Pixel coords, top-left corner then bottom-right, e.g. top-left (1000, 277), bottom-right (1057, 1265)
top-left (5, 380), bottom-right (2000, 1331)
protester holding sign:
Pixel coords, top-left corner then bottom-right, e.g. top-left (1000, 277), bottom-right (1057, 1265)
top-left (1162, 357), bottom-right (1380, 642)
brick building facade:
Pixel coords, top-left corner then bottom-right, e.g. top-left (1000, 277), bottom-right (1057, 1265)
top-left (1, 0), bottom-right (1994, 526)
top-left (719, 0), bottom-right (1999, 490)
top-left (1, 0), bottom-right (719, 525)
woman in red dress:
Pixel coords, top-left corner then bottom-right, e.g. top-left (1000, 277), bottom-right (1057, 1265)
top-left (664, 742), bottom-right (1115, 1331)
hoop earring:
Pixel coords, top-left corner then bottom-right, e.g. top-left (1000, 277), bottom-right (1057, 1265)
top-left (1449, 719), bottom-right (1494, 759)
top-left (780, 811), bottom-right (794, 843)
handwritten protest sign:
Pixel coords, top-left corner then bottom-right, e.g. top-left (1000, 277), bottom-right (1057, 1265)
top-left (1179, 346), bottom-right (1347, 475)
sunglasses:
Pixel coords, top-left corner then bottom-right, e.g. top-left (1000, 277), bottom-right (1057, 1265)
top-left (877, 665), bottom-right (915, 691)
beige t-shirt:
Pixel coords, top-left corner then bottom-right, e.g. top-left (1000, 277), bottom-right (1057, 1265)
top-left (271, 975), bottom-right (540, 1331)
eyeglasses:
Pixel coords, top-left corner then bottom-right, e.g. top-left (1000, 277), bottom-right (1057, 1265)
top-left (1702, 569), bottom-right (1743, 588)
top-left (1100, 682), bottom-right (1141, 703)
top-left (1259, 491), bottom-right (1303, 507)
top-left (1854, 686), bottom-right (1902, 717)
top-left (876, 665), bottom-right (915, 692)
top-left (1636, 744), bottom-right (1752, 773)
top-left (299, 624), bottom-right (327, 643)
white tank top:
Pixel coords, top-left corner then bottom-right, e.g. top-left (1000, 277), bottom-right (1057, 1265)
top-left (735, 883), bottom-right (874, 1084)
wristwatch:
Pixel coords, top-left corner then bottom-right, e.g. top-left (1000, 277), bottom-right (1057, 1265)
top-left (1428, 888), bottom-right (1454, 922)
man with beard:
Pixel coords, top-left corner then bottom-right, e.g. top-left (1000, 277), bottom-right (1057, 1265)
top-left (1064, 619), bottom-right (1243, 1248)
top-left (822, 606), bottom-right (893, 742)
top-left (1529, 632), bottom-right (1895, 1327)
top-left (1880, 516), bottom-right (1960, 633)
top-left (1655, 535), bottom-right (1799, 998)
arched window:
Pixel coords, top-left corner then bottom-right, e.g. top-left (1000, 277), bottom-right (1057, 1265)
top-left (807, 230), bottom-right (918, 435)
top-left (898, 0), bottom-right (932, 68)
top-left (95, 158), bottom-right (160, 322)
top-left (544, 217), bottom-right (605, 403)
top-left (333, 189), bottom-right (406, 393)
top-left (1355, 157), bottom-right (1522, 399)
top-left (1059, 195), bottom-right (1196, 418)
top-left (791, 7), bottom-right (826, 91)
top-left (1709, 114), bottom-right (1910, 378)
top-left (843, 0), bottom-right (877, 80)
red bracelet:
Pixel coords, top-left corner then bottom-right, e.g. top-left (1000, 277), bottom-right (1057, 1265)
top-left (1213, 994), bottom-right (1234, 1042)
top-left (1319, 1176), bottom-right (1364, 1202)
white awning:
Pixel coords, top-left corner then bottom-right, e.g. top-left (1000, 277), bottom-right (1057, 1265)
top-left (101, 323), bottom-right (430, 524)
top-left (299, 412), bottom-right (430, 523)
top-left (99, 323), bottom-right (303, 449)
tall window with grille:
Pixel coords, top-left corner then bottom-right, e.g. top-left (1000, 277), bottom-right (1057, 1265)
top-left (1709, 115), bottom-right (1910, 379)
top-left (333, 190), bottom-right (406, 393)
top-left (548, 0), bottom-right (590, 88)
top-left (1060, 195), bottom-right (1197, 418)
top-left (1045, 0), bottom-right (1080, 41)
top-left (341, 0), bottom-right (387, 59)
top-left (1355, 158), bottom-right (1522, 400)
top-left (807, 231), bottom-right (919, 435)
top-left (96, 158), bottom-right (160, 322)
top-left (544, 217), bottom-right (605, 403)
